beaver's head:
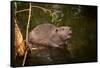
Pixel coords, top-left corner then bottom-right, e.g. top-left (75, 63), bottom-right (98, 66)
top-left (55, 26), bottom-right (72, 41)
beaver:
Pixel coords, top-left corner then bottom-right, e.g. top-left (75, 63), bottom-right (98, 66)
top-left (28, 23), bottom-right (72, 48)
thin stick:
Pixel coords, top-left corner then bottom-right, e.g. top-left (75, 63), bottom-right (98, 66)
top-left (15, 9), bottom-right (29, 14)
top-left (22, 50), bottom-right (28, 66)
top-left (22, 3), bottom-right (32, 66)
top-left (31, 6), bottom-right (51, 13)
top-left (26, 3), bottom-right (31, 41)
top-left (14, 2), bottom-right (17, 9)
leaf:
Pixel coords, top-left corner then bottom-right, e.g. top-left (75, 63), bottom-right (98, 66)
top-left (15, 20), bottom-right (26, 57)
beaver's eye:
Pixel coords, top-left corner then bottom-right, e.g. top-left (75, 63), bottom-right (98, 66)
top-left (62, 28), bottom-right (64, 30)
top-left (55, 29), bottom-right (58, 32)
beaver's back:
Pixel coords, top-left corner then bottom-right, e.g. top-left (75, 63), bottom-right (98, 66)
top-left (32, 23), bottom-right (56, 39)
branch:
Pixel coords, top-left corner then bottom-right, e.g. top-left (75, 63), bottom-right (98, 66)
top-left (31, 6), bottom-right (51, 13)
top-left (26, 3), bottom-right (32, 42)
top-left (15, 9), bottom-right (29, 14)
top-left (14, 2), bottom-right (17, 9)
top-left (22, 3), bottom-right (32, 66)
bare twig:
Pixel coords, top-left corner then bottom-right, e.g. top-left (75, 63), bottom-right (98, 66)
top-left (14, 2), bottom-right (17, 9)
top-left (31, 6), bottom-right (51, 13)
top-left (22, 50), bottom-right (28, 66)
top-left (15, 9), bottom-right (29, 14)
top-left (22, 3), bottom-right (32, 66)
top-left (26, 3), bottom-right (31, 42)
